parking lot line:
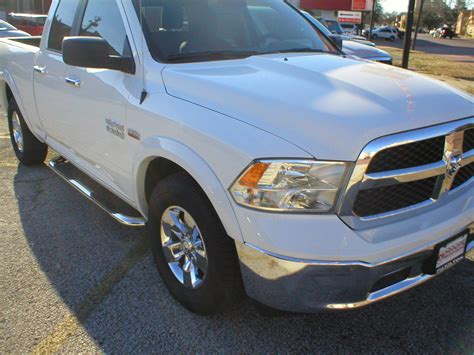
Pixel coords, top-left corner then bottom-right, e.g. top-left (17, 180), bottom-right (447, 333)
top-left (31, 239), bottom-right (150, 354)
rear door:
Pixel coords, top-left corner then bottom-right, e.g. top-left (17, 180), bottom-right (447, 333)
top-left (34, 0), bottom-right (82, 149)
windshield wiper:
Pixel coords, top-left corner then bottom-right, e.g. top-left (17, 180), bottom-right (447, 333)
top-left (167, 51), bottom-right (259, 62)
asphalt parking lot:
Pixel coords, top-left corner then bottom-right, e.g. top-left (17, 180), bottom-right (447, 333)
top-left (376, 34), bottom-right (474, 63)
top-left (0, 119), bottom-right (473, 353)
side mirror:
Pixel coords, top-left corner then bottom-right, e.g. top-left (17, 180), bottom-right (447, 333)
top-left (62, 37), bottom-right (135, 74)
top-left (328, 34), bottom-right (343, 50)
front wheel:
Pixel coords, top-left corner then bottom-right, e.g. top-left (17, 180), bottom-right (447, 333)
top-left (147, 172), bottom-right (243, 315)
top-left (7, 98), bottom-right (47, 165)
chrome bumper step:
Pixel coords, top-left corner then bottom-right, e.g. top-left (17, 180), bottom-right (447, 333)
top-left (48, 156), bottom-right (146, 227)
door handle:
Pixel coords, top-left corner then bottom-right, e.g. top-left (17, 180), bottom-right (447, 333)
top-left (65, 77), bottom-right (81, 88)
top-left (33, 65), bottom-right (46, 74)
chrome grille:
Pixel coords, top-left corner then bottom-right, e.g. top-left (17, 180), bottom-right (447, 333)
top-left (464, 128), bottom-right (474, 152)
top-left (452, 162), bottom-right (474, 190)
top-left (366, 136), bottom-right (445, 173)
top-left (338, 117), bottom-right (474, 229)
top-left (353, 177), bottom-right (438, 217)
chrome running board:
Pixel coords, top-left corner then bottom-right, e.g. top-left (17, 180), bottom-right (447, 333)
top-left (48, 156), bottom-right (146, 227)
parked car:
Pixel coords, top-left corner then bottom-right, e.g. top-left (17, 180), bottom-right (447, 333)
top-left (7, 13), bottom-right (47, 36)
top-left (0, 20), bottom-right (30, 38)
top-left (342, 41), bottom-right (393, 64)
top-left (364, 26), bottom-right (403, 40)
top-left (302, 12), bottom-right (392, 64)
top-left (1, 0), bottom-right (473, 315)
top-left (362, 27), bottom-right (376, 37)
top-left (370, 26), bottom-right (398, 40)
top-left (441, 26), bottom-right (455, 39)
top-left (319, 18), bottom-right (376, 46)
top-left (393, 27), bottom-right (405, 39)
top-left (340, 23), bottom-right (358, 35)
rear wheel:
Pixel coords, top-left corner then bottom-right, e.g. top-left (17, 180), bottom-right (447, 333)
top-left (147, 172), bottom-right (243, 315)
top-left (7, 98), bottom-right (47, 165)
top-left (372, 34), bottom-right (378, 39)
top-left (390, 36), bottom-right (396, 41)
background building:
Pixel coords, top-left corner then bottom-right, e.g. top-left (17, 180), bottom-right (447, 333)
top-left (457, 9), bottom-right (474, 36)
top-left (300, 0), bottom-right (353, 19)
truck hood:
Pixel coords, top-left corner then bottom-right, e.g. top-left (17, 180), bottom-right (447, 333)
top-left (162, 53), bottom-right (473, 160)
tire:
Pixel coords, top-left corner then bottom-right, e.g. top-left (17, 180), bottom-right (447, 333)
top-left (390, 36), bottom-right (396, 41)
top-left (372, 34), bottom-right (378, 39)
top-left (7, 98), bottom-right (47, 165)
top-left (147, 172), bottom-right (243, 315)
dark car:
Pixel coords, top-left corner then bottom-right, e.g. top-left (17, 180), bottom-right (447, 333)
top-left (396, 28), bottom-right (405, 39)
top-left (7, 13), bottom-right (47, 36)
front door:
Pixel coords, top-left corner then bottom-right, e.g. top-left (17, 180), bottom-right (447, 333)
top-left (61, 0), bottom-right (138, 199)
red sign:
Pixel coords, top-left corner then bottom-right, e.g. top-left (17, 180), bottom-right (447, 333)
top-left (300, 0), bottom-right (352, 11)
top-left (352, 0), bottom-right (367, 10)
top-left (339, 17), bottom-right (360, 23)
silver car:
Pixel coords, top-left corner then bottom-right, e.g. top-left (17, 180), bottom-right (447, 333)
top-left (302, 12), bottom-right (393, 65)
top-left (0, 20), bottom-right (30, 38)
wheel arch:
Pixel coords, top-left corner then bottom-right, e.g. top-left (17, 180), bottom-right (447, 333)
top-left (0, 72), bottom-right (41, 141)
top-left (133, 136), bottom-right (243, 242)
top-left (0, 77), bottom-right (14, 118)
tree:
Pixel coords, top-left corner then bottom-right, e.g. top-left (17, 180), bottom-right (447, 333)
top-left (420, 0), bottom-right (458, 29)
top-left (361, 0), bottom-right (385, 28)
top-left (384, 11), bottom-right (401, 26)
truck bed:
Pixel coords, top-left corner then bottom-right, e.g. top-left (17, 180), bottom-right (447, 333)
top-left (3, 36), bottom-right (41, 48)
top-left (0, 35), bottom-right (41, 128)
top-left (7, 36), bottom-right (42, 48)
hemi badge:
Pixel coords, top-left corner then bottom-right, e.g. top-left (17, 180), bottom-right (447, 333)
top-left (128, 129), bottom-right (141, 141)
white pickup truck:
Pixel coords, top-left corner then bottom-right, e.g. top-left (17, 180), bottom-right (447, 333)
top-left (0, 0), bottom-right (473, 315)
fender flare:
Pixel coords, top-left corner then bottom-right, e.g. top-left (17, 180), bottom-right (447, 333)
top-left (0, 70), bottom-right (41, 139)
top-left (132, 136), bottom-right (244, 242)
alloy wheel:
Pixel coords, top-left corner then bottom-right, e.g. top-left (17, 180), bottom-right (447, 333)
top-left (160, 206), bottom-right (208, 289)
top-left (11, 111), bottom-right (23, 152)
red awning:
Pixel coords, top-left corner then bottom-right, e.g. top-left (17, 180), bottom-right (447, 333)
top-left (300, 0), bottom-right (353, 10)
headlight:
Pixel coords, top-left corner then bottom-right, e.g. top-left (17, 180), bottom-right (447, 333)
top-left (230, 159), bottom-right (349, 213)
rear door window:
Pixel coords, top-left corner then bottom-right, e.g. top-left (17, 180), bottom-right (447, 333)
top-left (48, 0), bottom-right (81, 52)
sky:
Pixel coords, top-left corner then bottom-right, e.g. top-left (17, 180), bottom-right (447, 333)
top-left (380, 0), bottom-right (410, 13)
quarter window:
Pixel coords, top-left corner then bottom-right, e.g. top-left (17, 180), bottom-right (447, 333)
top-left (80, 0), bottom-right (131, 56)
top-left (48, 0), bottom-right (80, 52)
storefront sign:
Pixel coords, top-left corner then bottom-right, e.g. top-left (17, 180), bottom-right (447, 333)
top-left (338, 11), bottom-right (363, 23)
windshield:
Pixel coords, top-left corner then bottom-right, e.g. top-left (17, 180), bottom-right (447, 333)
top-left (322, 19), bottom-right (343, 35)
top-left (0, 20), bottom-right (16, 31)
top-left (135, 0), bottom-right (338, 63)
top-left (301, 12), bottom-right (331, 36)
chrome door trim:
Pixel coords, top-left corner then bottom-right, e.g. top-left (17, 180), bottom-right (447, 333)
top-left (33, 65), bottom-right (46, 74)
top-left (65, 77), bottom-right (81, 87)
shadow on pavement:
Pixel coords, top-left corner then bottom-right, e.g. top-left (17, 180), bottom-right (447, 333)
top-left (13, 162), bottom-right (474, 352)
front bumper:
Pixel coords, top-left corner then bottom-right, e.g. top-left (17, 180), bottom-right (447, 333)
top-left (236, 224), bottom-right (473, 312)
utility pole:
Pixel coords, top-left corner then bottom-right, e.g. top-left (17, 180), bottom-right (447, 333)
top-left (412, 0), bottom-right (425, 50)
top-left (368, 0), bottom-right (377, 40)
top-left (402, 0), bottom-right (416, 69)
